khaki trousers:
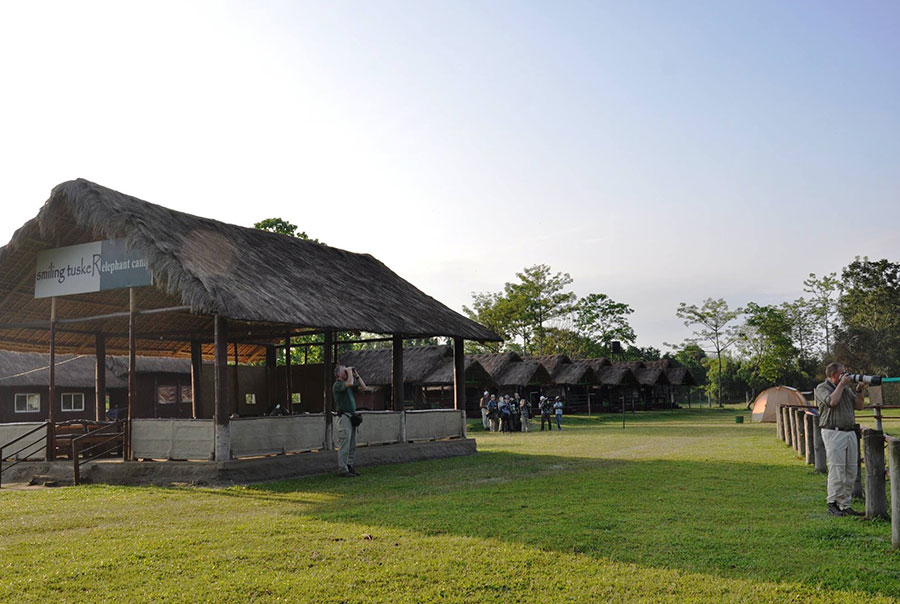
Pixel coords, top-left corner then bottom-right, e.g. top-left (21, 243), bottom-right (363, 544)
top-left (336, 414), bottom-right (357, 473)
top-left (821, 428), bottom-right (857, 509)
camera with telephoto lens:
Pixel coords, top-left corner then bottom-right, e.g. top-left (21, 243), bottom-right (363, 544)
top-left (842, 372), bottom-right (882, 386)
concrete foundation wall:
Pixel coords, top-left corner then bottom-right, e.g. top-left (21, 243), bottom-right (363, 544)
top-left (231, 415), bottom-right (327, 457)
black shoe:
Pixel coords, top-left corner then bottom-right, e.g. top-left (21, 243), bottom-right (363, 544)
top-left (338, 470), bottom-right (356, 478)
top-left (841, 507), bottom-right (864, 516)
top-left (348, 465), bottom-right (360, 476)
top-left (827, 502), bottom-right (846, 516)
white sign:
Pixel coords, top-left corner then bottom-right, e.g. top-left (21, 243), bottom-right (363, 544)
top-left (34, 239), bottom-right (153, 299)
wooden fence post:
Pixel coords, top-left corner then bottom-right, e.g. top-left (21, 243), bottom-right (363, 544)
top-left (803, 412), bottom-right (815, 465)
top-left (782, 406), bottom-right (792, 447)
top-left (853, 425), bottom-right (863, 500)
top-left (795, 409), bottom-right (806, 457)
top-left (775, 404), bottom-right (784, 441)
top-left (863, 429), bottom-right (888, 520)
top-left (813, 420), bottom-right (826, 474)
top-left (789, 407), bottom-right (798, 450)
top-left (888, 437), bottom-right (899, 550)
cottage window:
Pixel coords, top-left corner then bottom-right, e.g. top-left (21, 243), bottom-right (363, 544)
top-left (14, 393), bottom-right (40, 413)
top-left (291, 393), bottom-right (301, 405)
top-left (61, 393), bottom-right (85, 412)
top-left (180, 385), bottom-right (193, 404)
top-left (245, 393), bottom-right (257, 406)
top-left (157, 385), bottom-right (177, 405)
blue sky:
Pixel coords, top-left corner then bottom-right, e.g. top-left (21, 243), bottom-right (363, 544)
top-left (1, 1), bottom-right (897, 349)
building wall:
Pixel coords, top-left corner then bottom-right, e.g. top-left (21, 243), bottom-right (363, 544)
top-left (0, 386), bottom-right (106, 423)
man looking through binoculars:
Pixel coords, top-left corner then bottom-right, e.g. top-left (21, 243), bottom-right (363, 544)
top-left (815, 362), bottom-right (866, 517)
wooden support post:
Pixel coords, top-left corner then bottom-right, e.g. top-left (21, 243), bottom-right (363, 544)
top-left (232, 342), bottom-right (239, 415)
top-left (453, 337), bottom-right (466, 437)
top-left (126, 289), bottom-right (137, 460)
top-left (323, 331), bottom-right (334, 450)
top-left (392, 334), bottom-right (403, 412)
top-left (284, 335), bottom-right (292, 413)
top-left (47, 298), bottom-right (57, 461)
top-left (863, 429), bottom-right (888, 520)
top-left (888, 438), bottom-right (900, 550)
top-left (190, 340), bottom-right (202, 419)
top-left (265, 345), bottom-right (276, 413)
top-left (213, 315), bottom-right (230, 461)
top-left (813, 420), bottom-right (827, 474)
top-left (795, 409), bottom-right (806, 457)
top-left (452, 337), bottom-right (465, 411)
top-left (95, 333), bottom-right (106, 422)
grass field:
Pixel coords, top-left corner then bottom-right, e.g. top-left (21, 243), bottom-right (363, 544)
top-left (1, 406), bottom-right (898, 603)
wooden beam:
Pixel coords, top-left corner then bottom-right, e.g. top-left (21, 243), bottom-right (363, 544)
top-left (392, 334), bottom-right (403, 412)
top-left (47, 298), bottom-right (57, 461)
top-left (95, 333), bottom-right (106, 422)
top-left (190, 340), bottom-right (202, 419)
top-left (323, 331), bottom-right (334, 450)
top-left (284, 335), bottom-right (292, 413)
top-left (453, 337), bottom-right (465, 412)
top-left (126, 289), bottom-right (137, 460)
top-left (214, 315), bottom-right (230, 461)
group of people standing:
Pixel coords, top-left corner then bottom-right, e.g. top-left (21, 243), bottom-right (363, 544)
top-left (479, 392), bottom-right (564, 433)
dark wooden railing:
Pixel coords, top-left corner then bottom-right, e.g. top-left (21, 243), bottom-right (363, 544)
top-left (0, 422), bottom-right (50, 488)
top-left (72, 421), bottom-right (125, 486)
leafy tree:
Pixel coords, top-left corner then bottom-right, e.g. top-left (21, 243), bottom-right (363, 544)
top-left (254, 217), bottom-right (320, 243)
top-left (574, 293), bottom-right (636, 356)
top-left (675, 298), bottom-right (743, 407)
top-left (834, 257), bottom-right (900, 375)
top-left (673, 343), bottom-right (708, 385)
top-left (780, 297), bottom-right (820, 361)
top-left (506, 265), bottom-right (575, 355)
top-left (737, 303), bottom-right (798, 394)
top-left (622, 345), bottom-right (663, 361)
top-left (803, 272), bottom-right (840, 356)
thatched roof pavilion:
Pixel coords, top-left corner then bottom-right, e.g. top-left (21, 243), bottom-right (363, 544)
top-left (0, 180), bottom-right (499, 461)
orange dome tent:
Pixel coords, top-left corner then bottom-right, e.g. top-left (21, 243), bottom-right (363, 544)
top-left (751, 386), bottom-right (812, 422)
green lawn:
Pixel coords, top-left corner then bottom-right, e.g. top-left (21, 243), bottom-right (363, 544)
top-left (1, 407), bottom-right (898, 603)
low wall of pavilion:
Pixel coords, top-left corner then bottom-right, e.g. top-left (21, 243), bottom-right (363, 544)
top-left (128, 409), bottom-right (466, 461)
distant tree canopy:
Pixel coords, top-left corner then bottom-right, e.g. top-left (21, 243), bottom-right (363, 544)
top-left (671, 256), bottom-right (900, 404)
top-left (463, 264), bottom-right (637, 358)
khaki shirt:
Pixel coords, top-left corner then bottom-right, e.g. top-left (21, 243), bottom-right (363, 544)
top-left (815, 379), bottom-right (857, 430)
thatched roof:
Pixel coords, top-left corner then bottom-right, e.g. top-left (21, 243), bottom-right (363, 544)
top-left (665, 367), bottom-right (698, 386)
top-left (493, 360), bottom-right (553, 387)
top-left (337, 345), bottom-right (494, 387)
top-left (594, 366), bottom-right (639, 386)
top-left (420, 356), bottom-right (495, 387)
top-left (0, 180), bottom-right (500, 362)
top-left (554, 362), bottom-right (598, 386)
top-left (527, 354), bottom-right (572, 378)
top-left (468, 352), bottom-right (522, 377)
top-left (633, 367), bottom-right (670, 386)
top-left (0, 350), bottom-right (126, 388)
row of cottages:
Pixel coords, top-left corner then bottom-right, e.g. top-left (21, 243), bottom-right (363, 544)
top-left (338, 347), bottom-right (697, 417)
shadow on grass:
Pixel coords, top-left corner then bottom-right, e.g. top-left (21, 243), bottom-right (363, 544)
top-left (223, 449), bottom-right (899, 599)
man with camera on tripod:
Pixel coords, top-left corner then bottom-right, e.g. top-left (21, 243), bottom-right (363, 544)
top-left (815, 362), bottom-right (865, 517)
top-left (334, 365), bottom-right (367, 478)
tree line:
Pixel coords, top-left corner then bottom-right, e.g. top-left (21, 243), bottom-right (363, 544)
top-left (673, 257), bottom-right (900, 405)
